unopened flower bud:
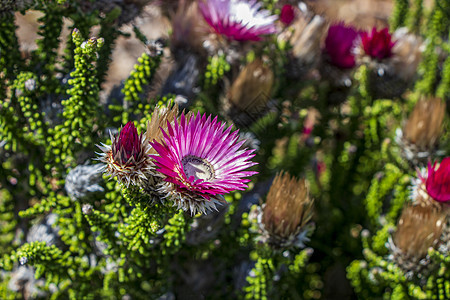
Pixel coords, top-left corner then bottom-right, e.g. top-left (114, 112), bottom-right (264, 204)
top-left (319, 24), bottom-right (358, 103)
top-left (361, 27), bottom-right (395, 60)
top-left (225, 59), bottom-right (274, 126)
top-left (403, 97), bottom-right (446, 152)
top-left (97, 122), bottom-right (152, 187)
top-left (261, 172), bottom-right (314, 248)
top-left (358, 27), bottom-right (423, 99)
top-left (391, 28), bottom-right (423, 82)
top-left (118, 122), bottom-right (141, 163)
top-left (389, 204), bottom-right (448, 277)
top-left (396, 97), bottom-right (446, 164)
top-left (394, 205), bottom-right (444, 258)
top-left (284, 14), bottom-right (326, 79)
top-left (171, 2), bottom-right (208, 55)
top-left (280, 5), bottom-right (295, 26)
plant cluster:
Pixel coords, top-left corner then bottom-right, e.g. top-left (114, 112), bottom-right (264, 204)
top-left (0, 0), bottom-right (449, 299)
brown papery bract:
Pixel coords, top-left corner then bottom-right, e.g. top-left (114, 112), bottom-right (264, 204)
top-left (262, 172), bottom-right (314, 239)
top-left (403, 97), bottom-right (446, 150)
top-left (394, 204), bottom-right (445, 259)
top-left (228, 59), bottom-right (274, 112)
top-left (146, 105), bottom-right (194, 153)
top-left (171, 1), bottom-right (208, 55)
top-left (290, 14), bottom-right (327, 65)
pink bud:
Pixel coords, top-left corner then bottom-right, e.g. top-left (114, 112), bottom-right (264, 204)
top-left (324, 24), bottom-right (359, 69)
top-left (280, 5), bottom-right (295, 26)
top-left (118, 122), bottom-right (140, 163)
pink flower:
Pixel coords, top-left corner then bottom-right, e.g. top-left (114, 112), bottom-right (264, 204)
top-left (423, 158), bottom-right (450, 202)
top-left (199, 0), bottom-right (278, 41)
top-left (280, 4), bottom-right (295, 26)
top-left (97, 122), bottom-right (153, 187)
top-left (361, 27), bottom-right (395, 60)
top-left (324, 24), bottom-right (359, 69)
top-left (118, 122), bottom-right (140, 163)
top-left (151, 112), bottom-right (258, 214)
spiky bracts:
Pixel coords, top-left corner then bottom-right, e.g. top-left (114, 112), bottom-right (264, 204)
top-left (198, 0), bottom-right (278, 41)
top-left (251, 172), bottom-right (314, 250)
top-left (387, 157), bottom-right (450, 278)
top-left (395, 97), bottom-right (446, 165)
top-left (151, 111), bottom-right (258, 215)
top-left (282, 12), bottom-right (326, 79)
top-left (145, 105), bottom-right (183, 155)
top-left (97, 122), bottom-right (153, 187)
top-left (387, 204), bottom-right (449, 279)
top-left (223, 59), bottom-right (274, 127)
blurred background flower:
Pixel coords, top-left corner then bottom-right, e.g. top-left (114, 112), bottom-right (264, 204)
top-left (198, 0), bottom-right (278, 41)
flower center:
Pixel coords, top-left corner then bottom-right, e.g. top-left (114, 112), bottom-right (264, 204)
top-left (182, 155), bottom-right (215, 182)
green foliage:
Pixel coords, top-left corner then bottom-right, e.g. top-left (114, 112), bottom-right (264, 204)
top-left (244, 253), bottom-right (274, 300)
top-left (0, 0), bottom-right (449, 299)
top-left (391, 0), bottom-right (410, 29)
top-left (122, 51), bottom-right (162, 103)
top-left (0, 14), bottom-right (21, 79)
top-left (204, 54), bottom-right (230, 90)
top-left (406, 0), bottom-right (424, 33)
top-left (436, 42), bottom-right (450, 99)
top-left (415, 0), bottom-right (449, 96)
top-left (120, 50), bottom-right (162, 123)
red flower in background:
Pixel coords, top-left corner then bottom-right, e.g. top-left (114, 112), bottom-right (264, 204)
top-left (280, 4), bottom-right (295, 25)
top-left (423, 157), bottom-right (450, 203)
top-left (324, 24), bottom-right (359, 69)
top-left (361, 27), bottom-right (395, 60)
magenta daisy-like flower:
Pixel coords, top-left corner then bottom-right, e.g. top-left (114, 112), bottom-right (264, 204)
top-left (421, 157), bottom-right (450, 203)
top-left (324, 24), bottom-right (359, 69)
top-left (361, 27), bottom-right (395, 60)
top-left (151, 112), bottom-right (258, 214)
top-left (198, 0), bottom-right (278, 41)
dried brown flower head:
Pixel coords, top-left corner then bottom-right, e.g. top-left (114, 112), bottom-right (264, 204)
top-left (146, 104), bottom-right (180, 152)
top-left (228, 59), bottom-right (274, 113)
top-left (403, 97), bottom-right (446, 151)
top-left (171, 1), bottom-right (208, 55)
top-left (262, 172), bottom-right (314, 239)
top-left (391, 28), bottom-right (423, 82)
top-left (393, 205), bottom-right (445, 259)
top-left (288, 14), bottom-right (327, 73)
